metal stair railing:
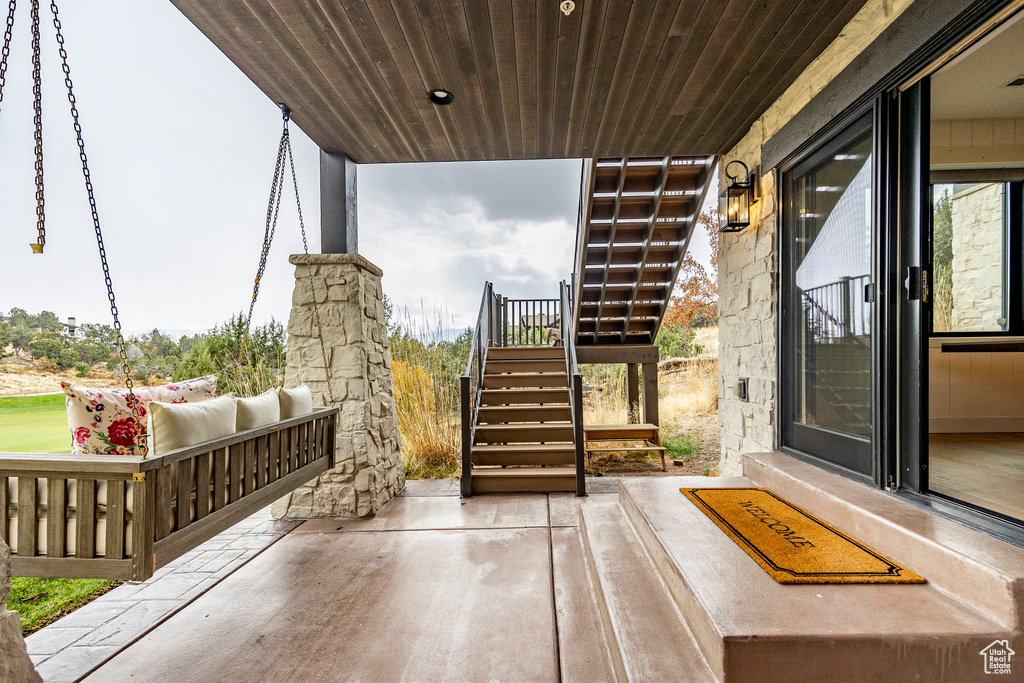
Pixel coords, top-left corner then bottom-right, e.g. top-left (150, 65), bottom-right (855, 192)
top-left (560, 280), bottom-right (586, 497)
top-left (460, 282), bottom-right (497, 498)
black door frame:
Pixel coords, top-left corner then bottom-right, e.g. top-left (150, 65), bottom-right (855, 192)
top-left (770, 0), bottom-right (1024, 545)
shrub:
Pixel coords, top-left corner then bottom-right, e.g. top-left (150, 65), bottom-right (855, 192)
top-left (74, 361), bottom-right (90, 378)
top-left (656, 325), bottom-right (699, 360)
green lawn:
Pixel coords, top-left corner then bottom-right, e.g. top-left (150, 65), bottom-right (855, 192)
top-left (0, 393), bottom-right (70, 453)
top-left (1, 393), bottom-right (117, 633)
top-left (7, 577), bottom-right (117, 634)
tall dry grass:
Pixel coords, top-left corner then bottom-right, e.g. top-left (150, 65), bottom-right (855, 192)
top-left (660, 355), bottom-right (719, 420)
top-left (932, 261), bottom-right (953, 333)
top-left (388, 306), bottom-right (465, 479)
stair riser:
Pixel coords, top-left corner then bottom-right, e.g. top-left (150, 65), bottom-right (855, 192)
top-left (618, 485), bottom-right (725, 678)
top-left (481, 390), bottom-right (569, 406)
top-left (482, 374), bottom-right (567, 389)
top-left (472, 474), bottom-right (575, 493)
top-left (477, 407), bottom-right (572, 424)
top-left (472, 450), bottom-right (575, 466)
top-left (485, 360), bottom-right (567, 374)
top-left (487, 347), bottom-right (566, 361)
top-left (475, 426), bottom-right (574, 443)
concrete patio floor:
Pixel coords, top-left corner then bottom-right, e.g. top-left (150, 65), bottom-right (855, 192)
top-left (83, 480), bottom-right (623, 682)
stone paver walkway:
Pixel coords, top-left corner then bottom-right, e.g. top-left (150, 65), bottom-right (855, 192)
top-left (25, 509), bottom-right (300, 683)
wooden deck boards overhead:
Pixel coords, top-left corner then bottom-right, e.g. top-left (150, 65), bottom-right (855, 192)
top-left (170, 0), bottom-right (868, 163)
top-left (573, 155), bottom-right (715, 346)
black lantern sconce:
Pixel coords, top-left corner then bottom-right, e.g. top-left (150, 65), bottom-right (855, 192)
top-left (719, 160), bottom-right (757, 233)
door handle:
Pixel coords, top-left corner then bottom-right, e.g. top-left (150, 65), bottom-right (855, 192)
top-left (905, 266), bottom-right (922, 301)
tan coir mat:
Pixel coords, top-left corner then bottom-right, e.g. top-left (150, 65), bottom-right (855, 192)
top-left (681, 488), bottom-right (925, 584)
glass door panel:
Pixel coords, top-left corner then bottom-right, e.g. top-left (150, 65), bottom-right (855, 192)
top-left (782, 114), bottom-right (874, 475)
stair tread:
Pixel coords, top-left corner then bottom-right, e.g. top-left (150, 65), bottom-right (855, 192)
top-left (580, 502), bottom-right (714, 682)
top-left (618, 476), bottom-right (1010, 679)
top-left (472, 467), bottom-right (576, 478)
top-left (473, 444), bottom-right (575, 452)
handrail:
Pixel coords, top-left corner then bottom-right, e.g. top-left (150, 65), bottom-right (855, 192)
top-left (460, 282), bottom-right (494, 497)
top-left (560, 280), bottom-right (586, 497)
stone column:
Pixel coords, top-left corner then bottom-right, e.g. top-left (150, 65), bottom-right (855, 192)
top-left (272, 254), bottom-right (405, 519)
top-left (1, 541), bottom-right (43, 682)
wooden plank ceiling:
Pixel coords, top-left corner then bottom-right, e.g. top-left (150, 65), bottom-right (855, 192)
top-left (573, 155), bottom-right (714, 346)
top-left (170, 0), bottom-right (868, 163)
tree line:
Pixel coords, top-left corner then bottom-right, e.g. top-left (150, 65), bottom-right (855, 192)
top-left (0, 308), bottom-right (284, 394)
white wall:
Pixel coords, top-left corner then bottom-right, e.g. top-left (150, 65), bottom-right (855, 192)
top-left (929, 338), bottom-right (1024, 432)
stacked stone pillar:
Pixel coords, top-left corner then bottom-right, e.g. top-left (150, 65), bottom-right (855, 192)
top-left (1, 541), bottom-right (42, 682)
top-left (272, 254), bottom-right (404, 519)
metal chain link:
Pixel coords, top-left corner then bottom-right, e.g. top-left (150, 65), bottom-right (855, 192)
top-left (284, 118), bottom-right (335, 404)
top-left (30, 0), bottom-right (43, 253)
top-left (235, 106), bottom-right (335, 405)
top-left (50, 1), bottom-right (146, 456)
top-left (233, 110), bottom-right (288, 393)
top-left (0, 1), bottom-right (16, 111)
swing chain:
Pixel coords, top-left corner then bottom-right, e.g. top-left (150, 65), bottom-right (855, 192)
top-left (50, 1), bottom-right (146, 457)
top-left (0, 0), bottom-right (15, 109)
top-left (285, 116), bottom-right (334, 405)
top-left (30, 0), bottom-right (44, 253)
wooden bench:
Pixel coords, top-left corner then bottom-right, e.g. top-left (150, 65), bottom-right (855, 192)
top-left (583, 424), bottom-right (666, 472)
top-left (0, 407), bottom-right (337, 582)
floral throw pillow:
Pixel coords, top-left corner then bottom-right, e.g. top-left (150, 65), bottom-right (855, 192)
top-left (62, 374), bottom-right (219, 455)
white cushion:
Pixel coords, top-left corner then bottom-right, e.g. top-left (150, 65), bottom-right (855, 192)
top-left (277, 384), bottom-right (314, 418)
top-left (235, 390), bottom-right (281, 431)
top-left (147, 395), bottom-right (237, 455)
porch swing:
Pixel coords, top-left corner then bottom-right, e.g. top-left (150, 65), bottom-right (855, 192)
top-left (0, 0), bottom-right (337, 581)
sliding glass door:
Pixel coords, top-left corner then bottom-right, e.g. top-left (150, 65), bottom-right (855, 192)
top-left (781, 113), bottom-right (875, 476)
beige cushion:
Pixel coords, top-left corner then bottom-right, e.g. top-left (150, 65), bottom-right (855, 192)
top-left (148, 395), bottom-right (237, 455)
top-left (235, 390), bottom-right (281, 431)
top-left (278, 384), bottom-right (314, 418)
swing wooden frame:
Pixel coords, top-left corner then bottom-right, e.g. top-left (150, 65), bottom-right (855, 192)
top-left (0, 406), bottom-right (337, 581)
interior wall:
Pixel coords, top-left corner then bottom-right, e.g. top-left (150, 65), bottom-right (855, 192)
top-left (716, 0), bottom-right (916, 475)
top-left (931, 118), bottom-right (1024, 168)
top-left (928, 339), bottom-right (1024, 432)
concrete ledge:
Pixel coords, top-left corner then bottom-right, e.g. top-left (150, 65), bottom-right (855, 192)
top-left (619, 476), bottom-right (1015, 683)
top-left (743, 452), bottom-right (1024, 630)
top-left (287, 252), bottom-right (383, 277)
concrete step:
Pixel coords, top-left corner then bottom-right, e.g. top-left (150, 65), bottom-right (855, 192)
top-left (742, 451), bottom-right (1024, 630)
top-left (550, 526), bottom-right (618, 683)
top-left (485, 359), bottom-right (567, 374)
top-left (482, 372), bottom-right (568, 389)
top-left (471, 467), bottom-right (576, 493)
top-left (579, 502), bottom-right (716, 682)
top-left (618, 476), bottom-right (1014, 682)
top-left (487, 347), bottom-right (566, 361)
top-left (474, 423), bottom-right (574, 444)
top-left (477, 405), bottom-right (572, 424)
top-left (471, 444), bottom-right (576, 466)
top-left (480, 388), bottom-right (569, 406)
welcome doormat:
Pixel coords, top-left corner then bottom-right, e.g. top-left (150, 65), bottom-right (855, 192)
top-left (681, 488), bottom-right (925, 584)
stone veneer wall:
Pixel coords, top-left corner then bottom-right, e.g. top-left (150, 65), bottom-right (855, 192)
top-left (716, 0), bottom-right (916, 475)
top-left (950, 183), bottom-right (1005, 331)
top-left (1, 541), bottom-right (42, 682)
top-left (272, 254), bottom-right (405, 518)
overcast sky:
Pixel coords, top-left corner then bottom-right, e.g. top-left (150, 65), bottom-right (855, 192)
top-left (0, 0), bottom-right (714, 337)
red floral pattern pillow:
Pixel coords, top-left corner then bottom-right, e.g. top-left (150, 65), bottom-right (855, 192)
top-left (62, 375), bottom-right (218, 455)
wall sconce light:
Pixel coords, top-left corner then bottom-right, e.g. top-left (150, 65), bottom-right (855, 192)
top-left (719, 160), bottom-right (756, 233)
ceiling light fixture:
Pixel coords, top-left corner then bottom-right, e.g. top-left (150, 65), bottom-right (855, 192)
top-left (560, 1), bottom-right (575, 16)
top-left (428, 89), bottom-right (454, 105)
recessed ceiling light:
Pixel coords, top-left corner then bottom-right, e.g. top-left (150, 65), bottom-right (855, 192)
top-left (428, 89), bottom-right (454, 105)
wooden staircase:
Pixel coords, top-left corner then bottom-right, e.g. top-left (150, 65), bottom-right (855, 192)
top-left (471, 346), bottom-right (577, 493)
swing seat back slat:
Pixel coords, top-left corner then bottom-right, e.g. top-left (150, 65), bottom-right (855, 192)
top-left (0, 407), bottom-right (337, 581)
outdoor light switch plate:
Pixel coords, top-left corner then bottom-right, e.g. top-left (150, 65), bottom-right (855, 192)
top-left (735, 377), bottom-right (749, 402)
